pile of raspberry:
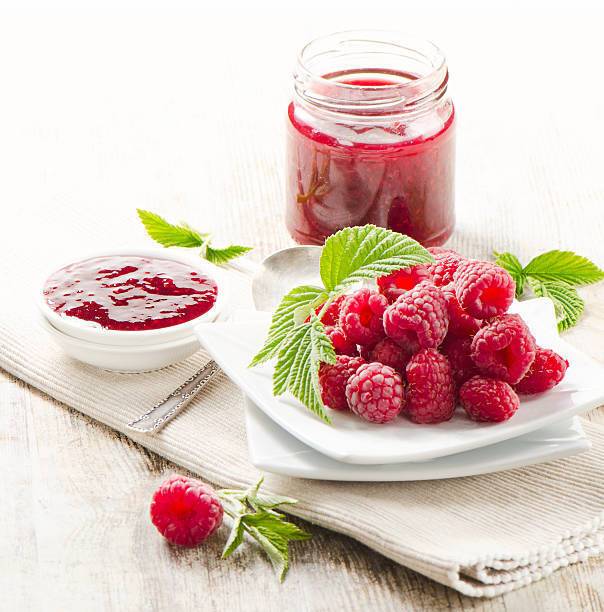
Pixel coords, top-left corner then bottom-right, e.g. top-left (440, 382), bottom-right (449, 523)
top-left (318, 247), bottom-right (569, 425)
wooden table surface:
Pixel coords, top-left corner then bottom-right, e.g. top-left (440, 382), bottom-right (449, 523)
top-left (1, 5), bottom-right (603, 610)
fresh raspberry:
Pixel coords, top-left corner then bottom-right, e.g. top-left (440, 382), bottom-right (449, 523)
top-left (405, 349), bottom-right (456, 423)
top-left (345, 362), bottom-right (404, 423)
top-left (441, 284), bottom-right (482, 337)
top-left (383, 281), bottom-right (449, 352)
top-left (454, 260), bottom-right (516, 319)
top-left (318, 295), bottom-right (345, 326)
top-left (339, 288), bottom-right (387, 347)
top-left (441, 335), bottom-right (479, 386)
top-left (471, 314), bottom-right (537, 384)
top-left (377, 265), bottom-right (431, 303)
top-left (460, 376), bottom-right (520, 422)
top-left (305, 295), bottom-right (345, 326)
top-left (319, 355), bottom-right (366, 411)
top-left (367, 338), bottom-right (412, 373)
top-left (324, 325), bottom-right (358, 356)
top-left (150, 475), bottom-right (224, 547)
top-left (515, 347), bottom-right (569, 395)
top-left (426, 247), bottom-right (465, 287)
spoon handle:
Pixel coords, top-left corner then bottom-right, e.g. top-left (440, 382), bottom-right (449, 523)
top-left (127, 360), bottom-right (221, 433)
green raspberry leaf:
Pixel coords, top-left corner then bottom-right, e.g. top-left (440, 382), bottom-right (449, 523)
top-left (221, 516), bottom-right (245, 559)
top-left (272, 318), bottom-right (335, 423)
top-left (242, 512), bottom-right (312, 582)
top-left (320, 225), bottom-right (434, 292)
top-left (217, 477), bottom-right (311, 581)
top-left (528, 278), bottom-right (585, 332)
top-left (493, 251), bottom-right (526, 297)
top-left (204, 244), bottom-right (253, 265)
top-left (524, 250), bottom-right (604, 286)
top-left (249, 286), bottom-right (327, 367)
top-left (137, 209), bottom-right (206, 248)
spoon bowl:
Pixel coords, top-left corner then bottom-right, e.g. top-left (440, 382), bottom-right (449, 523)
top-left (252, 245), bottom-right (323, 312)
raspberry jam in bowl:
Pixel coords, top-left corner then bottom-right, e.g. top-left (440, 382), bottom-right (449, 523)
top-left (286, 31), bottom-right (455, 247)
top-left (38, 250), bottom-right (228, 371)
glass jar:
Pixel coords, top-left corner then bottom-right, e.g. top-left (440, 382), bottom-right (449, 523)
top-left (285, 30), bottom-right (455, 246)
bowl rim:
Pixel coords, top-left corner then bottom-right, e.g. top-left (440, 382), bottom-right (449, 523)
top-left (37, 247), bottom-right (230, 346)
top-left (39, 314), bottom-right (202, 354)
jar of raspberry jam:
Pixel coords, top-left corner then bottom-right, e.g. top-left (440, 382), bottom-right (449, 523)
top-left (286, 31), bottom-right (455, 246)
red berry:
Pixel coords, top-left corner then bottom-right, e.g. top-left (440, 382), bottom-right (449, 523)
top-left (377, 265), bottom-right (431, 303)
top-left (324, 325), bottom-right (358, 356)
top-left (339, 288), bottom-right (387, 347)
top-left (471, 314), bottom-right (537, 384)
top-left (368, 338), bottom-right (411, 373)
top-left (318, 295), bottom-right (345, 326)
top-left (426, 248), bottom-right (465, 287)
top-left (515, 347), bottom-right (569, 395)
top-left (441, 284), bottom-right (482, 337)
top-left (319, 355), bottom-right (366, 411)
top-left (345, 362), bottom-right (404, 423)
top-left (454, 260), bottom-right (516, 319)
top-left (306, 295), bottom-right (345, 326)
top-left (383, 281), bottom-right (449, 352)
top-left (405, 349), bottom-right (456, 423)
top-left (150, 475), bottom-right (224, 547)
top-left (460, 376), bottom-right (520, 422)
top-left (441, 335), bottom-right (479, 386)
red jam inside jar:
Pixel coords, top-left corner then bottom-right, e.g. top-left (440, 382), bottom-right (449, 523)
top-left (286, 32), bottom-right (455, 246)
top-left (43, 255), bottom-right (218, 331)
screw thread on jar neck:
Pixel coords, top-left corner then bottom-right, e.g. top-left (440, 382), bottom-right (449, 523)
top-left (293, 30), bottom-right (449, 122)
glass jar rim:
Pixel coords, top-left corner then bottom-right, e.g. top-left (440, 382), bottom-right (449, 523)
top-left (294, 30), bottom-right (449, 118)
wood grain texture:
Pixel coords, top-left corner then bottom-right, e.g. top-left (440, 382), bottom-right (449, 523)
top-left (1, 4), bottom-right (604, 610)
top-left (2, 372), bottom-right (604, 612)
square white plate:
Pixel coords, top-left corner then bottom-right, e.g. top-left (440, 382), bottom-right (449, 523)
top-left (244, 400), bottom-right (590, 481)
top-left (196, 299), bottom-right (604, 465)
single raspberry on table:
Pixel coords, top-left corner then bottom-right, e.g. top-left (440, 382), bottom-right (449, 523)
top-left (426, 247), bottom-right (465, 287)
top-left (405, 348), bottom-right (456, 423)
top-left (454, 260), bottom-right (516, 319)
top-left (383, 281), bottom-right (449, 352)
top-left (515, 347), bottom-right (569, 395)
top-left (367, 338), bottom-right (412, 373)
top-left (441, 284), bottom-right (482, 337)
top-left (345, 362), bottom-right (404, 423)
top-left (377, 265), bottom-right (431, 303)
top-left (150, 475), bottom-right (224, 547)
top-left (339, 288), bottom-right (387, 347)
top-left (441, 335), bottom-right (479, 386)
top-left (319, 355), bottom-right (366, 411)
top-left (324, 325), bottom-right (358, 357)
top-left (460, 376), bottom-right (520, 422)
top-left (471, 314), bottom-right (536, 384)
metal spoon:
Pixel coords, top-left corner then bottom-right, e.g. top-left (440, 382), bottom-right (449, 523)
top-left (127, 246), bottom-right (322, 433)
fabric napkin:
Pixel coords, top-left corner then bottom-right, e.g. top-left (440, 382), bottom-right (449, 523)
top-left (2, 278), bottom-right (604, 597)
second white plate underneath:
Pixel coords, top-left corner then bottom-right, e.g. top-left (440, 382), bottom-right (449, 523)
top-left (245, 398), bottom-right (590, 481)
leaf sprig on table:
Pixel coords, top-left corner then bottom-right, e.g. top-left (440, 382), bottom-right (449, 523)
top-left (137, 209), bottom-right (252, 265)
top-left (249, 225), bottom-right (434, 423)
top-left (217, 477), bottom-right (311, 581)
top-left (494, 250), bottom-right (604, 331)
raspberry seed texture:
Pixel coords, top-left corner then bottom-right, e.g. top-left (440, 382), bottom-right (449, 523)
top-left (345, 362), bottom-right (404, 423)
top-left (150, 475), bottom-right (224, 547)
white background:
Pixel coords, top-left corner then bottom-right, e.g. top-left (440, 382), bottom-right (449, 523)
top-left (1, 0), bottom-right (603, 268)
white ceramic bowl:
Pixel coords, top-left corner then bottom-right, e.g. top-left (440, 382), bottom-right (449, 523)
top-left (38, 248), bottom-right (229, 346)
top-left (39, 315), bottom-right (201, 372)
